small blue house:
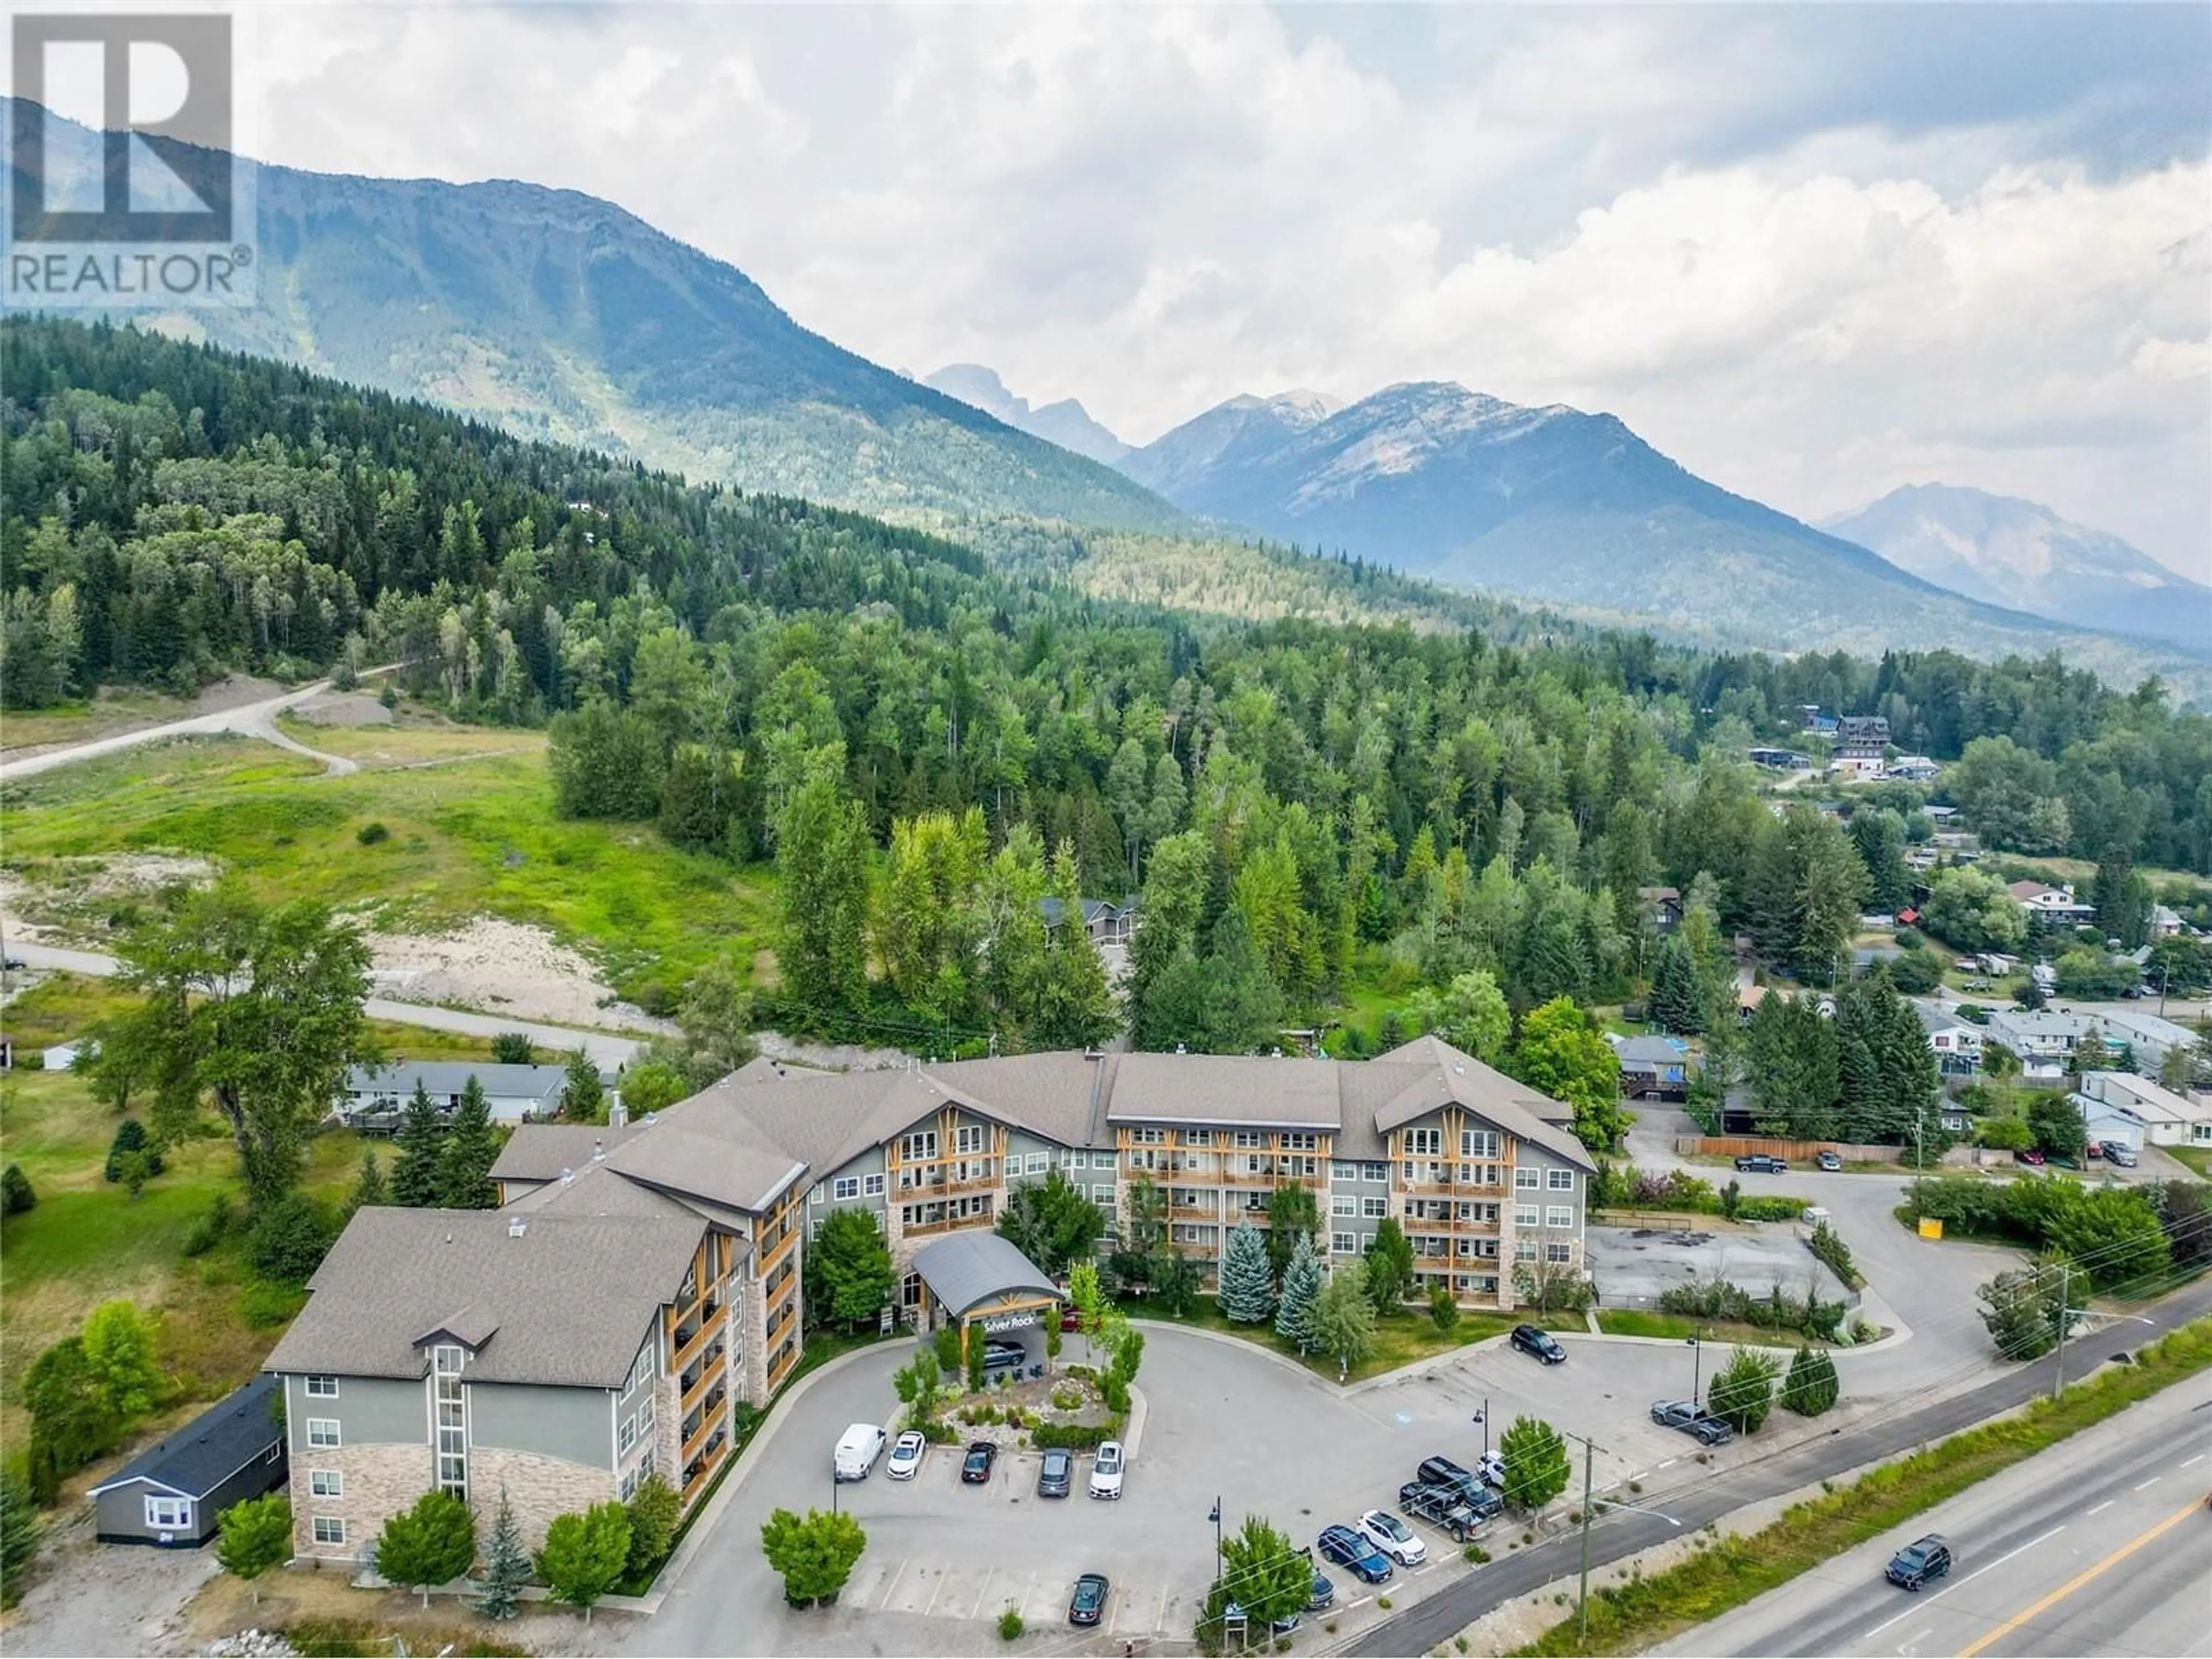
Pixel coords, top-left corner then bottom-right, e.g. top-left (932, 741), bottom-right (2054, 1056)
top-left (89, 1374), bottom-right (286, 1547)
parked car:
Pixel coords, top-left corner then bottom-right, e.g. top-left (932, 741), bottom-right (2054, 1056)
top-left (981, 1340), bottom-right (1028, 1372)
top-left (2104, 1142), bottom-right (2139, 1168)
top-left (1397, 1481), bottom-right (1484, 1540)
top-left (1068, 1573), bottom-right (1110, 1627)
top-left (1358, 1509), bottom-right (1428, 1567)
top-left (1649, 1400), bottom-right (1735, 1445)
top-left (832, 1423), bottom-right (887, 1482)
top-left (0, 955), bottom-right (24, 971)
top-left (1734, 1154), bottom-right (1788, 1173)
top-left (1815, 1150), bottom-right (1843, 1172)
top-left (961, 1442), bottom-right (997, 1484)
top-left (1885, 1534), bottom-right (1953, 1590)
top-left (1305, 1570), bottom-right (1337, 1612)
top-left (2085, 1140), bottom-right (2104, 1158)
top-left (886, 1430), bottom-right (926, 1480)
top-left (2014, 1148), bottom-right (2047, 1166)
top-left (1060, 1307), bottom-right (1084, 1332)
top-left (1088, 1439), bottom-right (1125, 1499)
top-left (1037, 1446), bottom-right (1074, 1498)
top-left (1224, 1600), bottom-right (1302, 1636)
top-left (1510, 1324), bottom-right (1567, 1365)
top-left (1317, 1524), bottom-right (1394, 1583)
top-left (1416, 1455), bottom-right (1505, 1516)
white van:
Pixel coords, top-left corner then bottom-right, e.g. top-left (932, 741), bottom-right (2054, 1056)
top-left (833, 1423), bottom-right (887, 1482)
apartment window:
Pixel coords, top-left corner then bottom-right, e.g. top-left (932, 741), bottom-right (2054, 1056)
top-left (809, 1183), bottom-right (824, 1205)
top-left (902, 1130), bottom-right (938, 1162)
top-left (625, 1344), bottom-right (653, 1394)
top-left (1331, 1194), bottom-right (1357, 1217)
top-left (309, 1470), bottom-right (342, 1498)
top-left (1184, 1130), bottom-right (1214, 1147)
top-left (145, 1496), bottom-right (193, 1531)
top-left (1283, 1132), bottom-right (1317, 1151)
top-left (1024, 1153), bottom-right (1047, 1176)
top-left (1330, 1160), bottom-right (1357, 1181)
top-left (1514, 1205), bottom-right (1539, 1228)
top-left (902, 1271), bottom-right (925, 1308)
top-left (1331, 1232), bottom-right (1358, 1255)
top-left (1546, 1242), bottom-right (1574, 1264)
top-left (1547, 1168), bottom-right (1575, 1192)
top-left (865, 1172), bottom-right (887, 1196)
top-left (1361, 1161), bottom-right (1388, 1183)
top-left (1363, 1196), bottom-right (1389, 1219)
top-left (1461, 1129), bottom-right (1498, 1159)
top-left (1514, 1168), bottom-right (1541, 1190)
top-left (638, 1395), bottom-right (656, 1441)
top-left (619, 1415), bottom-right (638, 1455)
top-left (1130, 1126), bottom-right (1164, 1145)
top-left (956, 1123), bottom-right (986, 1155)
top-left (1093, 1184), bottom-right (1115, 1205)
top-left (832, 1176), bottom-right (860, 1201)
top-left (620, 1467), bottom-right (640, 1502)
top-left (1514, 1238), bottom-right (1539, 1261)
top-left (434, 1344), bottom-right (467, 1501)
top-left (305, 1375), bottom-right (339, 1398)
top-left (312, 1516), bottom-right (347, 1546)
top-left (306, 1418), bottom-right (340, 1448)
top-left (1233, 1131), bottom-right (1264, 1149)
top-left (1403, 1128), bottom-right (1442, 1156)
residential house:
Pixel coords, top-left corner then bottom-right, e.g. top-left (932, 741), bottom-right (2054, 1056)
top-left (2073, 1070), bottom-right (2212, 1151)
top-left (1638, 887), bottom-right (1684, 934)
top-left (2149, 906), bottom-right (2186, 939)
top-left (1799, 707), bottom-right (1840, 736)
top-left (1914, 1003), bottom-right (1983, 1075)
top-left (2091, 1009), bottom-right (2202, 1078)
top-left (1885, 756), bottom-right (1941, 782)
top-left (1611, 1036), bottom-right (1692, 1101)
top-left (2008, 881), bottom-right (2096, 926)
top-left (1922, 806), bottom-right (1960, 826)
top-left (1982, 1010), bottom-right (2118, 1080)
top-left (1748, 748), bottom-right (1812, 771)
top-left (1834, 715), bottom-right (1891, 759)
top-left (341, 1062), bottom-right (582, 1127)
top-left (89, 1376), bottom-right (286, 1547)
top-left (1830, 754), bottom-right (1885, 779)
top-left (1038, 895), bottom-right (1138, 946)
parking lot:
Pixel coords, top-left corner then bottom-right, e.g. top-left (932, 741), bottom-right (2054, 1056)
top-left (635, 1321), bottom-right (1809, 1656)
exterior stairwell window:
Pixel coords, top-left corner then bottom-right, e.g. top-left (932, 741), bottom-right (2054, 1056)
top-left (434, 1344), bottom-right (468, 1501)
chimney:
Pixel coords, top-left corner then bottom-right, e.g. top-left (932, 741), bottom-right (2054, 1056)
top-left (592, 1138), bottom-right (605, 1162)
top-left (508, 1217), bottom-right (527, 1238)
top-left (609, 1097), bottom-right (628, 1129)
top-left (559, 1167), bottom-right (573, 1186)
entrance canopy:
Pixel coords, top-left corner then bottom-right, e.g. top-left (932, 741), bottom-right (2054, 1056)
top-left (911, 1232), bottom-right (1059, 1320)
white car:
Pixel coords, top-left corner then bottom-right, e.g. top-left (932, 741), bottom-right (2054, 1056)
top-left (1358, 1509), bottom-right (1427, 1567)
top-left (1088, 1439), bottom-right (1125, 1499)
top-left (1475, 1450), bottom-right (1507, 1490)
top-left (832, 1423), bottom-right (887, 1482)
top-left (887, 1430), bottom-right (926, 1480)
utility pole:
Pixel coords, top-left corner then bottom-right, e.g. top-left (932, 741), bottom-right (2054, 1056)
top-left (1575, 1433), bottom-right (1596, 1645)
top-left (2050, 1258), bottom-right (2070, 1403)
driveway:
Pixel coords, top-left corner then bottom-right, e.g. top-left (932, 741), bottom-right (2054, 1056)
top-left (0, 676), bottom-right (367, 783)
top-left (635, 1327), bottom-right (1491, 1657)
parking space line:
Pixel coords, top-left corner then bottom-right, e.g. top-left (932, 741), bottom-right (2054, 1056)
top-left (878, 1558), bottom-right (908, 1611)
top-left (1657, 1458), bottom-right (1679, 1469)
top-left (970, 1568), bottom-right (997, 1618)
top-left (1152, 1585), bottom-right (1169, 1634)
top-left (923, 1568), bottom-right (946, 1617)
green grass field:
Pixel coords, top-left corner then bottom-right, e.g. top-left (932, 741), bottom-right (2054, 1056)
top-left (0, 975), bottom-right (502, 1465)
top-left (0, 726), bottom-right (776, 1005)
top-left (1119, 1293), bottom-right (1585, 1384)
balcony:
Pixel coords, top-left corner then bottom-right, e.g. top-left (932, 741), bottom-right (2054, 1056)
top-left (759, 1228), bottom-right (798, 1275)
top-left (681, 1430), bottom-right (730, 1503)
top-left (681, 1387), bottom-right (728, 1455)
top-left (1169, 1202), bottom-right (1218, 1222)
top-left (903, 1210), bottom-right (993, 1240)
top-left (680, 1344), bottom-right (726, 1408)
top-left (672, 1303), bottom-right (724, 1372)
top-left (767, 1342), bottom-right (798, 1392)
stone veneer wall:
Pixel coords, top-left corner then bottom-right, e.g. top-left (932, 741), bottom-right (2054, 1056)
top-left (734, 1271), bottom-right (767, 1408)
top-left (290, 1442), bottom-right (430, 1563)
top-left (469, 1446), bottom-right (616, 1554)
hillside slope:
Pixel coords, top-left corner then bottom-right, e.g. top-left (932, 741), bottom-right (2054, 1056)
top-left (1824, 484), bottom-right (2212, 648)
top-left (3, 99), bottom-right (1180, 531)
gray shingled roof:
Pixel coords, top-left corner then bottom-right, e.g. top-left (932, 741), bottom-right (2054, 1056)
top-left (1612, 1037), bottom-right (1690, 1066)
top-left (490, 1121), bottom-right (646, 1183)
top-left (604, 1124), bottom-right (806, 1213)
top-left (911, 1232), bottom-right (1060, 1317)
top-left (1108, 1052), bottom-right (1343, 1128)
top-left (88, 1374), bottom-right (282, 1499)
top-left (1373, 1056), bottom-right (1600, 1173)
top-left (346, 1062), bottom-right (573, 1100)
top-left (264, 1208), bottom-right (700, 1388)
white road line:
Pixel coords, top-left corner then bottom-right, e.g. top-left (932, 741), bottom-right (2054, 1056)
top-left (878, 1558), bottom-right (908, 1610)
top-left (2086, 1500), bottom-right (2114, 1516)
top-left (1153, 1584), bottom-right (1169, 1634)
top-left (971, 1567), bottom-right (997, 1618)
top-left (2180, 1454), bottom-right (2205, 1469)
top-left (2135, 1476), bottom-right (2162, 1490)
top-left (1657, 1458), bottom-right (1679, 1469)
top-left (1953, 1525), bottom-right (2066, 1590)
top-left (923, 1567), bottom-right (945, 1617)
top-left (1865, 1599), bottom-right (1944, 1641)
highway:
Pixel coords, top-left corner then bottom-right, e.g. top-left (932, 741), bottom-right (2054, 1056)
top-left (1338, 1274), bottom-right (2212, 1657)
top-left (1657, 1376), bottom-right (2212, 1658)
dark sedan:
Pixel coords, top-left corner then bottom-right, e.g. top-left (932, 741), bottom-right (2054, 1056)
top-left (1510, 1324), bottom-right (1567, 1364)
top-left (961, 1442), bottom-right (997, 1484)
top-left (1317, 1524), bottom-right (1394, 1584)
top-left (1069, 1572), bottom-right (1109, 1627)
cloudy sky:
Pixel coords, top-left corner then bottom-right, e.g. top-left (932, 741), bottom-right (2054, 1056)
top-left (252, 2), bottom-right (2210, 579)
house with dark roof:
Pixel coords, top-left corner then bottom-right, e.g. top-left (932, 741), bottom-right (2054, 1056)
top-left (1609, 1036), bottom-right (1692, 1101)
top-left (1038, 894), bottom-right (1139, 945)
top-left (1638, 887), bottom-right (1684, 934)
top-left (89, 1374), bottom-right (285, 1547)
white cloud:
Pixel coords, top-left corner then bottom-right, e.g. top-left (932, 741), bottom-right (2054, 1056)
top-left (246, 2), bottom-right (2210, 581)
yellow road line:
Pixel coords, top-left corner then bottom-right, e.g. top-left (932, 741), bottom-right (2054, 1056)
top-left (1955, 1498), bottom-right (2205, 1658)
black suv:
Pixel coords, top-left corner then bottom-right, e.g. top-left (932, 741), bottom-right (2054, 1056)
top-left (1415, 1457), bottom-right (1505, 1518)
top-left (1510, 1324), bottom-right (1567, 1364)
top-left (1885, 1534), bottom-right (1952, 1590)
top-left (1734, 1154), bottom-right (1787, 1173)
top-left (1397, 1482), bottom-right (1484, 1540)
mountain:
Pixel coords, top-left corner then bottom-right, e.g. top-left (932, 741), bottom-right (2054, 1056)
top-left (3, 99), bottom-right (1180, 532)
top-left (1821, 484), bottom-right (2212, 649)
top-left (921, 364), bottom-right (1130, 465)
top-left (1118, 380), bottom-right (2212, 676)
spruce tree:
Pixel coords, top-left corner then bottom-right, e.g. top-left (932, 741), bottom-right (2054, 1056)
top-left (1780, 1346), bottom-right (1840, 1417)
top-left (472, 1485), bottom-right (529, 1621)
top-left (1217, 1218), bottom-right (1277, 1324)
top-left (438, 1075), bottom-right (501, 1209)
top-left (1274, 1231), bottom-right (1322, 1352)
top-left (1649, 936), bottom-right (1703, 1035)
top-left (389, 1082), bottom-right (444, 1207)
top-left (346, 1147), bottom-right (387, 1214)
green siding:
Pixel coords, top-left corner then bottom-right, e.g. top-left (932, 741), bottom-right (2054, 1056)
top-left (287, 1373), bottom-right (423, 1450)
top-left (469, 1381), bottom-right (613, 1469)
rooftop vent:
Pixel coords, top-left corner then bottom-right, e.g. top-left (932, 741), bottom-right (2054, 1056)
top-left (508, 1217), bottom-right (527, 1239)
top-left (1271, 1047), bottom-right (1283, 1058)
top-left (1454, 1062), bottom-right (1465, 1075)
top-left (1175, 1043), bottom-right (1187, 1055)
top-left (559, 1167), bottom-right (574, 1186)
top-left (592, 1138), bottom-right (605, 1162)
top-left (642, 1112), bottom-right (659, 1126)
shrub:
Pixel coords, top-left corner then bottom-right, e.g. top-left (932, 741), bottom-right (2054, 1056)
top-left (1029, 1422), bottom-right (1119, 1451)
top-left (1, 1163), bottom-right (35, 1216)
top-left (624, 1474), bottom-right (680, 1575)
top-left (247, 1192), bottom-right (336, 1284)
top-left (103, 1119), bottom-right (164, 1184)
top-left (1, 1469), bottom-right (40, 1609)
top-left (1658, 1278), bottom-right (1844, 1340)
top-left (1707, 1347), bottom-right (1783, 1435)
top-left (1805, 1220), bottom-right (1858, 1287)
top-left (934, 1326), bottom-right (964, 1375)
top-left (1736, 1196), bottom-right (1809, 1222)
top-left (489, 1031), bottom-right (535, 1065)
top-left (356, 821), bottom-right (390, 846)
top-left (1464, 1544), bottom-right (1491, 1565)
top-left (180, 1192), bottom-right (234, 1257)
top-left (998, 1609), bottom-right (1024, 1641)
top-left (1781, 1346), bottom-right (1841, 1417)
top-left (237, 1280), bottom-right (308, 1329)
top-left (1429, 1283), bottom-right (1460, 1334)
